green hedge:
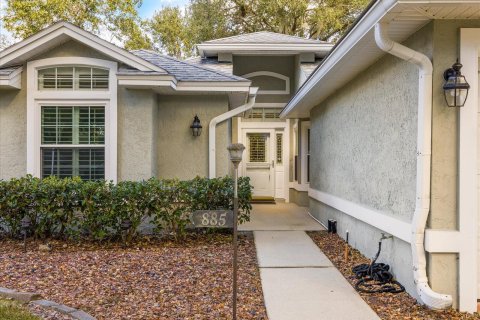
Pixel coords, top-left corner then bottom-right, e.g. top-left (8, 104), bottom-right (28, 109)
top-left (0, 175), bottom-right (252, 241)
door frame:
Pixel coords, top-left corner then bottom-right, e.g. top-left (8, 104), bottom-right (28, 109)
top-left (237, 118), bottom-right (290, 201)
top-left (242, 129), bottom-right (275, 198)
top-left (459, 28), bottom-right (480, 312)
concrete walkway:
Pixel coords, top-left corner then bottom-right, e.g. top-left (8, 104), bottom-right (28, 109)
top-left (242, 203), bottom-right (379, 320)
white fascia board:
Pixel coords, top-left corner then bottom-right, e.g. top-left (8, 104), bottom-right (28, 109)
top-left (0, 22), bottom-right (165, 73)
top-left (176, 81), bottom-right (251, 92)
top-left (198, 43), bottom-right (333, 57)
top-left (0, 67), bottom-right (22, 89)
top-left (281, 0), bottom-right (398, 118)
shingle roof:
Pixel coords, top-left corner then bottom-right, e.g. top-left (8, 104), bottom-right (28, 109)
top-left (131, 50), bottom-right (247, 82)
top-left (203, 31), bottom-right (327, 44)
top-left (0, 66), bottom-right (21, 76)
top-left (184, 56), bottom-right (233, 75)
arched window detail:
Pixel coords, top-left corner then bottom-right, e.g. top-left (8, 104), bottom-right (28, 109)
top-left (38, 66), bottom-right (109, 90)
top-left (241, 71), bottom-right (290, 95)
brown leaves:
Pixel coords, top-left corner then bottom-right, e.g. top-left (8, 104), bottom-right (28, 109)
top-left (308, 232), bottom-right (480, 320)
top-left (0, 234), bottom-right (267, 320)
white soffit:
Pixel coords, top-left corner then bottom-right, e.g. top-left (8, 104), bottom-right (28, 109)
top-left (282, 0), bottom-right (480, 118)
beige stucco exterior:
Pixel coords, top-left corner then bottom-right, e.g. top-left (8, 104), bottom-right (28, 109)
top-left (0, 39), bottom-right (234, 182)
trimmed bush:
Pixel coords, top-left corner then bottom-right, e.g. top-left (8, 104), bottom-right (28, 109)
top-left (0, 175), bottom-right (252, 242)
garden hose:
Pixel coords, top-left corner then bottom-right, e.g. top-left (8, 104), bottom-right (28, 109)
top-left (352, 239), bottom-right (405, 294)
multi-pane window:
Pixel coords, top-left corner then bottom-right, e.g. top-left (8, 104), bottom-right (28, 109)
top-left (248, 134), bottom-right (267, 162)
top-left (41, 106), bottom-right (105, 180)
top-left (38, 67), bottom-right (109, 90)
top-left (276, 134), bottom-right (283, 164)
top-left (245, 108), bottom-right (283, 121)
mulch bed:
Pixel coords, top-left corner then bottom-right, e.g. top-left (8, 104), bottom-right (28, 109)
top-left (0, 234), bottom-right (267, 320)
top-left (308, 231), bottom-right (480, 320)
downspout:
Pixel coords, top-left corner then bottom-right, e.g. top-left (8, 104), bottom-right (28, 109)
top-left (209, 88), bottom-right (257, 178)
top-left (374, 22), bottom-right (452, 310)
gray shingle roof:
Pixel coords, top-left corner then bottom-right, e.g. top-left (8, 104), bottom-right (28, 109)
top-left (184, 56), bottom-right (233, 75)
top-left (0, 66), bottom-right (21, 76)
top-left (131, 50), bottom-right (247, 82)
top-left (203, 31), bottom-right (327, 44)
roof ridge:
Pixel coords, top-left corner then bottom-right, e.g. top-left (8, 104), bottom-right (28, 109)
top-left (133, 49), bottom-right (247, 82)
top-left (202, 31), bottom-right (326, 44)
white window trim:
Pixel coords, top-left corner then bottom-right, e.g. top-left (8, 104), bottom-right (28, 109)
top-left (300, 121), bottom-right (310, 187)
top-left (241, 71), bottom-right (290, 95)
top-left (27, 57), bottom-right (118, 182)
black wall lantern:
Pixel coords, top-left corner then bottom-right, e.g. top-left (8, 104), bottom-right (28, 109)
top-left (190, 115), bottom-right (202, 137)
top-left (443, 60), bottom-right (470, 107)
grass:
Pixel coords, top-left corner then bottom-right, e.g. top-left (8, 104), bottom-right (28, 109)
top-left (0, 299), bottom-right (40, 320)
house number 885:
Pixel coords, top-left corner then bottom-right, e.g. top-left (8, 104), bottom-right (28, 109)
top-left (201, 212), bottom-right (227, 226)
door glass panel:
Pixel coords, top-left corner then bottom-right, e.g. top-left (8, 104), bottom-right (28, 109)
top-left (248, 134), bottom-right (267, 162)
top-left (276, 133), bottom-right (282, 164)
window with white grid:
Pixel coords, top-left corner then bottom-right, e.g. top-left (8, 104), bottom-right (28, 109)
top-left (276, 133), bottom-right (283, 164)
top-left (248, 134), bottom-right (267, 162)
top-left (41, 106), bottom-right (105, 180)
top-left (38, 66), bottom-right (109, 90)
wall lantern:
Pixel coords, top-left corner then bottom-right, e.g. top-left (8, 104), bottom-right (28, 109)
top-left (190, 115), bottom-right (202, 137)
top-left (443, 60), bottom-right (470, 107)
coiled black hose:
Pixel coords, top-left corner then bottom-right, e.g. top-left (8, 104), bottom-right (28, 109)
top-left (352, 240), bottom-right (405, 294)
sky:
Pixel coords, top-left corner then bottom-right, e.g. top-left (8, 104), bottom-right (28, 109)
top-left (138, 0), bottom-right (190, 18)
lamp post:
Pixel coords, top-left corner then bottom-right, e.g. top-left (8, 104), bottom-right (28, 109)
top-left (21, 216), bottom-right (31, 253)
top-left (227, 143), bottom-right (245, 320)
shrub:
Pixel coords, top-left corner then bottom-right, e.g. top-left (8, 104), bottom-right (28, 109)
top-left (0, 175), bottom-right (253, 242)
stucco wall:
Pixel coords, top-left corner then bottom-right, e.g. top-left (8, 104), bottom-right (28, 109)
top-left (0, 68), bottom-right (27, 180)
top-left (426, 19), bottom-right (480, 305)
top-left (33, 40), bottom-right (113, 61)
top-left (156, 95), bottom-right (230, 179)
top-left (308, 23), bottom-right (433, 300)
top-left (289, 188), bottom-right (309, 207)
top-left (232, 55), bottom-right (295, 104)
top-left (117, 88), bottom-right (158, 181)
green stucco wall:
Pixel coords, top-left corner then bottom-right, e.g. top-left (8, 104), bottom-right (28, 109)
top-left (0, 69), bottom-right (27, 179)
top-left (117, 88), bottom-right (158, 181)
top-left (308, 23), bottom-right (433, 299)
top-left (156, 95), bottom-right (230, 179)
top-left (232, 55), bottom-right (295, 104)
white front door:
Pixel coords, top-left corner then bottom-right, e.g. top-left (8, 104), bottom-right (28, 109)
top-left (244, 130), bottom-right (275, 197)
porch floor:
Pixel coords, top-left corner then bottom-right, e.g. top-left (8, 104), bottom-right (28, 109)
top-left (239, 202), bottom-right (325, 231)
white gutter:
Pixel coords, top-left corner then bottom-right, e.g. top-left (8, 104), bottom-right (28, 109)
top-left (208, 88), bottom-right (257, 178)
top-left (375, 22), bottom-right (452, 310)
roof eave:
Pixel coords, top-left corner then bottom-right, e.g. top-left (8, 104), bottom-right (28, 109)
top-left (198, 43), bottom-right (334, 57)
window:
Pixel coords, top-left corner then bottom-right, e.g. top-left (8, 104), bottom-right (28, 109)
top-left (245, 108), bottom-right (283, 122)
top-left (41, 106), bottom-right (105, 180)
top-left (38, 67), bottom-right (109, 90)
top-left (248, 134), bottom-right (267, 162)
top-left (307, 129), bottom-right (310, 182)
top-left (276, 133), bottom-right (283, 164)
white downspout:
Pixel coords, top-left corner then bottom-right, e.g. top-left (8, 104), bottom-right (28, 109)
top-left (374, 22), bottom-right (452, 310)
top-left (209, 88), bottom-right (257, 178)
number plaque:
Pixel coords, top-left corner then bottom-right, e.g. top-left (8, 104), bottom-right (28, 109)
top-left (191, 210), bottom-right (234, 228)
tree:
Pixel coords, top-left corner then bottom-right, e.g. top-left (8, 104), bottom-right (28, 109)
top-left (150, 0), bottom-right (369, 58)
top-left (2, 0), bottom-right (152, 50)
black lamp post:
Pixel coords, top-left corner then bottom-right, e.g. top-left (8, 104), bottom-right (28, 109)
top-left (21, 216), bottom-right (31, 253)
top-left (227, 143), bottom-right (245, 320)
top-left (443, 60), bottom-right (470, 107)
top-left (190, 115), bottom-right (202, 137)
top-left (121, 218), bottom-right (132, 247)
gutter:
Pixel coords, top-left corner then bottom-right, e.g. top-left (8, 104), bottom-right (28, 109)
top-left (374, 22), bottom-right (452, 310)
top-left (208, 87), bottom-right (258, 178)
